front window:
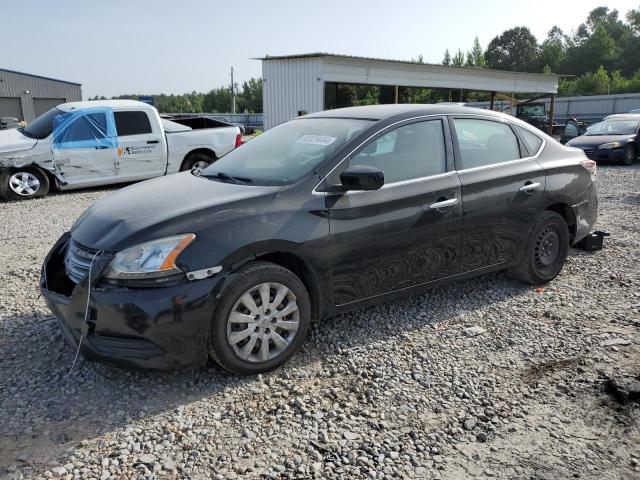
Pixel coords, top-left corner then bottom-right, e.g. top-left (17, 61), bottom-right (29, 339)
top-left (201, 118), bottom-right (372, 185)
top-left (21, 107), bottom-right (63, 139)
top-left (584, 120), bottom-right (639, 136)
top-left (348, 119), bottom-right (447, 184)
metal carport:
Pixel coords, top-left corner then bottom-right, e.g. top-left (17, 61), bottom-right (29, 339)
top-left (259, 53), bottom-right (561, 132)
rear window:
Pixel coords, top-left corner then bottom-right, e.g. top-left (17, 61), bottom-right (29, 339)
top-left (514, 125), bottom-right (543, 155)
top-left (114, 111), bottom-right (152, 136)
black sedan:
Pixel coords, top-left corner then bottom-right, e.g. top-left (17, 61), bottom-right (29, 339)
top-left (41, 105), bottom-right (598, 374)
top-left (566, 114), bottom-right (639, 165)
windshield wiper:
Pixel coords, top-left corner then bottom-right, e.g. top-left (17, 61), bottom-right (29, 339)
top-left (203, 171), bottom-right (251, 185)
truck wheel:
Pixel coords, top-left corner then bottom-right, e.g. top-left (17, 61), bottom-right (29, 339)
top-left (208, 261), bottom-right (311, 375)
top-left (180, 152), bottom-right (214, 172)
top-left (0, 166), bottom-right (50, 201)
top-left (509, 211), bottom-right (569, 285)
top-left (621, 144), bottom-right (635, 166)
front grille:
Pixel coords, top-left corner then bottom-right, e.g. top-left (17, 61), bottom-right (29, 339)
top-left (583, 149), bottom-right (595, 159)
top-left (64, 240), bottom-right (100, 283)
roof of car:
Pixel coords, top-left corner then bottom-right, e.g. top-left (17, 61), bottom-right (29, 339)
top-left (58, 99), bottom-right (153, 112)
top-left (303, 104), bottom-right (505, 121)
top-left (604, 113), bottom-right (640, 120)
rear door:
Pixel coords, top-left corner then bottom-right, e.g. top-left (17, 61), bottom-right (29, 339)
top-left (113, 109), bottom-right (167, 179)
top-left (327, 117), bottom-right (463, 305)
top-left (450, 117), bottom-right (546, 271)
top-left (52, 109), bottom-right (117, 185)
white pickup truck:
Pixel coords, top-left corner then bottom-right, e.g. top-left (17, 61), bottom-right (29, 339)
top-left (0, 100), bottom-right (241, 200)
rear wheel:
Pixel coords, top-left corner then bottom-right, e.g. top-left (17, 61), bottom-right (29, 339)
top-left (621, 144), bottom-right (635, 166)
top-left (208, 261), bottom-right (311, 375)
top-left (180, 152), bottom-right (214, 172)
top-left (0, 166), bottom-right (50, 201)
top-left (509, 211), bottom-right (569, 285)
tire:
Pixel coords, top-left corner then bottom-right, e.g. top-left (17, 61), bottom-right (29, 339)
top-left (621, 144), bottom-right (635, 166)
top-left (180, 152), bottom-right (214, 172)
top-left (509, 211), bottom-right (570, 285)
top-left (0, 166), bottom-right (50, 201)
top-left (208, 261), bottom-right (311, 375)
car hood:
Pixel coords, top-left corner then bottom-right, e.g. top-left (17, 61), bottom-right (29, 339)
top-left (71, 172), bottom-right (283, 251)
top-left (0, 128), bottom-right (38, 154)
top-left (567, 134), bottom-right (635, 148)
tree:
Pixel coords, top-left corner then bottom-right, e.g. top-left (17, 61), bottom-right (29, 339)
top-left (485, 27), bottom-right (540, 72)
top-left (442, 49), bottom-right (451, 66)
top-left (236, 78), bottom-right (263, 113)
top-left (452, 49), bottom-right (465, 67)
top-left (466, 37), bottom-right (486, 68)
top-left (564, 24), bottom-right (617, 74)
top-left (628, 6), bottom-right (640, 34)
top-left (539, 26), bottom-right (567, 73)
top-left (203, 87), bottom-right (233, 113)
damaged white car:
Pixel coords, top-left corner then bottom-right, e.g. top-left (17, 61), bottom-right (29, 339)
top-left (0, 100), bottom-right (241, 200)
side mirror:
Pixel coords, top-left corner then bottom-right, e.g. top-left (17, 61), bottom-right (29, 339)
top-left (339, 165), bottom-right (384, 191)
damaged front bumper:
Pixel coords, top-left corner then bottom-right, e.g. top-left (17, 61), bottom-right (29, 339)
top-left (40, 233), bottom-right (222, 370)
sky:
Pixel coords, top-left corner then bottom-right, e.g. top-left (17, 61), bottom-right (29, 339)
top-left (2, 0), bottom-right (638, 99)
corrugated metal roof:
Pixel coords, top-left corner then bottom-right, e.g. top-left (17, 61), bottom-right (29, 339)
top-left (0, 68), bottom-right (81, 86)
top-left (256, 52), bottom-right (562, 79)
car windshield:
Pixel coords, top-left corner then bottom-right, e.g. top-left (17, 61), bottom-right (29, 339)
top-left (21, 107), bottom-right (63, 139)
top-left (201, 118), bottom-right (373, 185)
top-left (584, 120), bottom-right (639, 136)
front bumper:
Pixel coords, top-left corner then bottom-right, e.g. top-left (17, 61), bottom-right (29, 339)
top-left (40, 233), bottom-right (223, 370)
top-left (576, 146), bottom-right (626, 162)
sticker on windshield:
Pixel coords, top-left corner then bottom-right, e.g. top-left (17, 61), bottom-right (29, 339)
top-left (296, 135), bottom-right (337, 146)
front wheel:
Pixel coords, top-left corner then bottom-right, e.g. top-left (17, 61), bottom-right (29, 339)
top-left (509, 211), bottom-right (570, 285)
top-left (621, 144), bottom-right (635, 166)
top-left (208, 261), bottom-right (311, 375)
top-left (180, 152), bottom-right (214, 172)
top-left (0, 166), bottom-right (50, 201)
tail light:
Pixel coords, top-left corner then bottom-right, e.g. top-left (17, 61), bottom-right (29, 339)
top-left (580, 159), bottom-right (596, 178)
top-left (235, 132), bottom-right (242, 148)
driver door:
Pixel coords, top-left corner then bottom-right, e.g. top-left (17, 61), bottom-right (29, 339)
top-left (326, 118), bottom-right (462, 306)
top-left (52, 109), bottom-right (117, 186)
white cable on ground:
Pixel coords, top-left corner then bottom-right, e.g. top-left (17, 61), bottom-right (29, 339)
top-left (66, 248), bottom-right (102, 378)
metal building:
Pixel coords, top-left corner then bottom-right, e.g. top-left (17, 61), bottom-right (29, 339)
top-left (0, 68), bottom-right (82, 123)
top-left (259, 53), bottom-right (560, 130)
top-left (468, 92), bottom-right (640, 124)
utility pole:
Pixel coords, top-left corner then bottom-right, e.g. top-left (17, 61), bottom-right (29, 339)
top-left (230, 67), bottom-right (236, 114)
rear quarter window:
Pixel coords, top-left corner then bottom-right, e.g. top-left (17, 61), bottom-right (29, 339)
top-left (114, 111), bottom-right (153, 136)
top-left (514, 125), bottom-right (544, 155)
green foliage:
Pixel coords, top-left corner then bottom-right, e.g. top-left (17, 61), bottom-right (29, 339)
top-left (466, 37), bottom-right (486, 68)
top-left (101, 78), bottom-right (264, 114)
top-left (452, 49), bottom-right (465, 67)
top-left (435, 5), bottom-right (640, 97)
top-left (442, 49), bottom-right (451, 66)
top-left (485, 26), bottom-right (540, 72)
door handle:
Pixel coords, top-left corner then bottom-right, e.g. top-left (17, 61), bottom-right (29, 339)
top-left (519, 182), bottom-right (541, 193)
top-left (147, 140), bottom-right (159, 144)
top-left (429, 198), bottom-right (458, 210)
top-left (94, 146), bottom-right (109, 150)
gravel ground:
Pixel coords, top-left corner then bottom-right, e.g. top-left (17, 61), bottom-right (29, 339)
top-left (1, 166), bottom-right (639, 480)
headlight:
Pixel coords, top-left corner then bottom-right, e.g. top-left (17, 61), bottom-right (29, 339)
top-left (103, 234), bottom-right (195, 280)
top-left (598, 142), bottom-right (621, 149)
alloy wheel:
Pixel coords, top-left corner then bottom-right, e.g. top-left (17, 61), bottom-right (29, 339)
top-left (192, 160), bottom-right (210, 170)
top-left (226, 282), bottom-right (300, 363)
top-left (9, 172), bottom-right (40, 196)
